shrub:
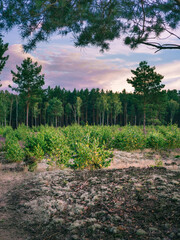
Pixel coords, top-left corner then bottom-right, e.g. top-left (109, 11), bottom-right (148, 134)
top-left (70, 138), bottom-right (112, 170)
top-left (5, 137), bottom-right (24, 162)
top-left (146, 132), bottom-right (165, 149)
top-left (2, 126), bottom-right (14, 138)
top-left (14, 124), bottom-right (30, 141)
top-left (113, 126), bottom-right (145, 150)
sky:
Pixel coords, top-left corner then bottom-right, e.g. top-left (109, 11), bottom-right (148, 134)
top-left (1, 27), bottom-right (180, 93)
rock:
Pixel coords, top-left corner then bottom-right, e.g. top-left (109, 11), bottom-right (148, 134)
top-left (115, 185), bottom-right (123, 191)
top-left (156, 186), bottom-right (166, 190)
top-left (172, 193), bottom-right (180, 201)
top-left (71, 235), bottom-right (79, 240)
top-left (136, 229), bottom-right (147, 236)
top-left (90, 223), bottom-right (102, 231)
top-left (92, 195), bottom-right (100, 202)
top-left (149, 227), bottom-right (157, 231)
top-left (163, 223), bottom-right (171, 229)
top-left (53, 218), bottom-right (64, 224)
top-left (169, 232), bottom-right (175, 238)
top-left (171, 180), bottom-right (179, 185)
top-left (69, 220), bottom-right (85, 230)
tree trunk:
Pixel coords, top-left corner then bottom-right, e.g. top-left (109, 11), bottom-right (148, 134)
top-left (96, 109), bottom-right (98, 125)
top-left (107, 114), bottom-right (109, 125)
top-left (16, 96), bottom-right (18, 128)
top-left (124, 102), bottom-right (127, 126)
top-left (55, 116), bottom-right (57, 128)
top-left (85, 107), bottom-right (88, 123)
top-left (93, 109), bottom-right (95, 124)
top-left (26, 102), bottom-right (29, 126)
top-left (143, 102), bottom-right (146, 135)
top-left (102, 112), bottom-right (104, 125)
top-left (114, 116), bottom-right (116, 125)
top-left (4, 110), bottom-right (6, 127)
top-left (110, 110), bottom-right (113, 125)
top-left (9, 99), bottom-right (13, 126)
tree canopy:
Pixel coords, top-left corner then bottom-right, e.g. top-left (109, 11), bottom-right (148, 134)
top-left (9, 57), bottom-right (45, 126)
top-left (0, 0), bottom-right (179, 52)
top-left (0, 36), bottom-right (9, 87)
top-left (127, 61), bottom-right (165, 133)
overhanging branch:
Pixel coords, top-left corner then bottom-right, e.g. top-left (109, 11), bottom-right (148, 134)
top-left (141, 42), bottom-right (180, 52)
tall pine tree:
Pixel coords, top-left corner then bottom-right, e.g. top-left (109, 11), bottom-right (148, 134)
top-left (9, 57), bottom-right (44, 126)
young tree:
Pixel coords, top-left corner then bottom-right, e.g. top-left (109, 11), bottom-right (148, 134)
top-left (168, 99), bottom-right (179, 124)
top-left (0, 37), bottom-right (9, 87)
top-left (65, 103), bottom-right (72, 126)
top-left (9, 57), bottom-right (45, 126)
top-left (127, 61), bottom-right (164, 134)
top-left (32, 102), bottom-right (40, 126)
top-left (112, 93), bottom-right (122, 125)
top-left (0, 90), bottom-right (10, 126)
top-left (47, 97), bottom-right (63, 127)
top-left (76, 96), bottom-right (82, 125)
top-left (96, 94), bottom-right (107, 125)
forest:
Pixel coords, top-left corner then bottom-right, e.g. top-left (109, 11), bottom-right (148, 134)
top-left (0, 84), bottom-right (180, 128)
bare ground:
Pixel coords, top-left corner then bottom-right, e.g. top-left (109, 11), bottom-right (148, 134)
top-left (0, 150), bottom-right (180, 240)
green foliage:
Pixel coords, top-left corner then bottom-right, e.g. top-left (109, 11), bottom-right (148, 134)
top-left (0, 37), bottom-right (9, 87)
top-left (14, 124), bottom-right (30, 140)
top-left (1, 1), bottom-right (179, 52)
top-left (5, 136), bottom-right (24, 162)
top-left (146, 132), bottom-right (165, 150)
top-left (89, 126), bottom-right (114, 148)
top-left (70, 138), bottom-right (112, 170)
top-left (2, 126), bottom-right (14, 137)
top-left (146, 125), bottom-right (180, 149)
top-left (9, 57), bottom-right (45, 126)
top-left (47, 97), bottom-right (63, 127)
top-left (127, 61), bottom-right (165, 134)
top-left (2, 125), bottom-right (180, 169)
top-left (113, 126), bottom-right (146, 150)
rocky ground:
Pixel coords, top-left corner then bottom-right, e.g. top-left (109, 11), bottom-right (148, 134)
top-left (0, 150), bottom-right (180, 240)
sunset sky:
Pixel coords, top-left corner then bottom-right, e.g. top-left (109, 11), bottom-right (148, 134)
top-left (1, 27), bottom-right (180, 93)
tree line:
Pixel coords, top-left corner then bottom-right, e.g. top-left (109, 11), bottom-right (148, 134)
top-left (0, 38), bottom-right (179, 129)
top-left (0, 84), bottom-right (179, 129)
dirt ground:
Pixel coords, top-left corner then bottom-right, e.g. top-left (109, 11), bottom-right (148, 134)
top-left (0, 149), bottom-right (180, 240)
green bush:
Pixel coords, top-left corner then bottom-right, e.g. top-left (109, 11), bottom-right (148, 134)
top-left (14, 124), bottom-right (30, 141)
top-left (25, 132), bottom-right (46, 154)
top-left (1, 124), bottom-right (180, 169)
top-left (146, 132), bottom-right (165, 149)
top-left (2, 126), bottom-right (14, 138)
top-left (70, 138), bottom-right (112, 170)
top-left (5, 137), bottom-right (24, 162)
top-left (113, 126), bottom-right (145, 150)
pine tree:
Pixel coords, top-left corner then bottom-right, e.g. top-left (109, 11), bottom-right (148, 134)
top-left (127, 61), bottom-right (164, 134)
top-left (9, 57), bottom-right (44, 126)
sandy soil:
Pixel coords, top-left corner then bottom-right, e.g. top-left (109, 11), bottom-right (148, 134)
top-left (0, 149), bottom-right (179, 240)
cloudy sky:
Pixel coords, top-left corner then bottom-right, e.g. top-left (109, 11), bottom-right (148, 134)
top-left (1, 27), bottom-right (180, 93)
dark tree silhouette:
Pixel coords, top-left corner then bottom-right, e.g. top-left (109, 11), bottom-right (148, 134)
top-left (0, 0), bottom-right (179, 52)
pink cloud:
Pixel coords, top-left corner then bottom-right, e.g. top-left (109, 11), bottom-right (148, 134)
top-left (1, 44), bottom-right (179, 93)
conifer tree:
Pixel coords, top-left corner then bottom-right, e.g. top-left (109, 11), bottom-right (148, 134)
top-left (127, 61), bottom-right (164, 134)
top-left (9, 57), bottom-right (44, 126)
